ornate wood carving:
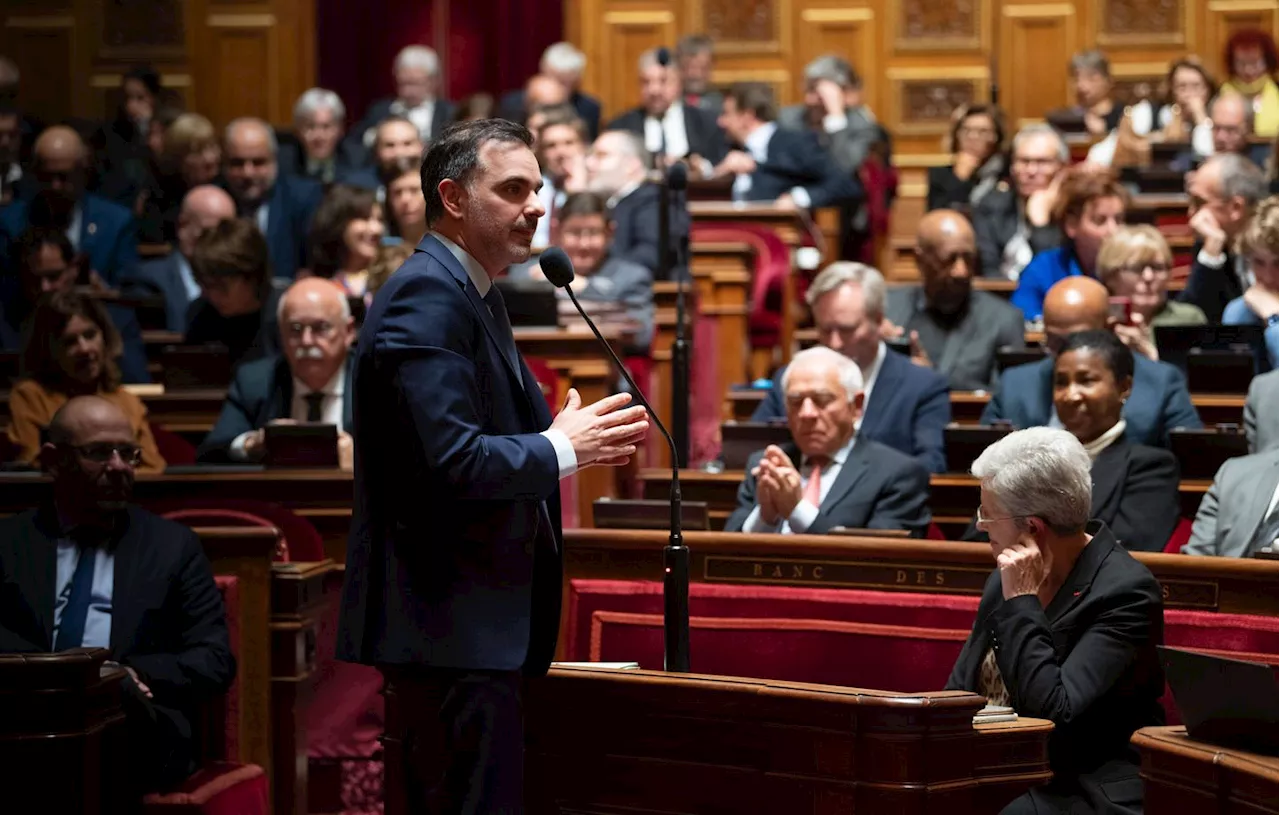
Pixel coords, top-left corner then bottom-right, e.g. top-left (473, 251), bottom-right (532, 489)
top-left (1098, 0), bottom-right (1186, 45)
top-left (899, 0), bottom-right (982, 49)
top-left (901, 80), bottom-right (977, 127)
top-left (703, 0), bottom-right (776, 43)
top-left (102, 0), bottom-right (185, 57)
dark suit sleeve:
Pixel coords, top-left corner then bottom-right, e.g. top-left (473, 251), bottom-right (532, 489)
top-left (867, 459), bottom-right (932, 537)
top-left (913, 377), bottom-right (950, 474)
top-left (124, 527), bottom-right (235, 705)
top-left (972, 202), bottom-right (1007, 279)
top-left (1180, 256), bottom-right (1238, 324)
top-left (105, 213), bottom-right (140, 287)
top-left (615, 200), bottom-right (661, 275)
top-left (980, 372), bottom-right (1012, 424)
top-left (1108, 450), bottom-right (1181, 552)
top-left (195, 371), bottom-right (259, 462)
top-left (113, 307), bottom-right (151, 385)
top-left (383, 272), bottom-right (560, 501)
top-left (1159, 368), bottom-right (1203, 441)
top-left (724, 453), bottom-right (763, 532)
top-left (926, 166), bottom-right (973, 212)
top-left (774, 131), bottom-right (860, 209)
top-left (749, 370), bottom-right (787, 422)
top-left (991, 577), bottom-right (1161, 726)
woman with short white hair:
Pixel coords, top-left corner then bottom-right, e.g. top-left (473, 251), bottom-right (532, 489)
top-left (946, 427), bottom-right (1165, 815)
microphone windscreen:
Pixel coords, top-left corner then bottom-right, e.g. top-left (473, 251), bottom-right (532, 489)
top-left (667, 161), bottom-right (688, 191)
top-left (539, 247), bottom-right (576, 288)
top-left (656, 47), bottom-right (671, 67)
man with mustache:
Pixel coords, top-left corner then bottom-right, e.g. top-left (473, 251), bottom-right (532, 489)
top-left (196, 277), bottom-right (356, 466)
top-left (883, 209), bottom-right (1026, 392)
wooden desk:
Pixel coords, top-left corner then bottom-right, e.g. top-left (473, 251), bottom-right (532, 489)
top-left (518, 667), bottom-right (1053, 814)
top-left (689, 241), bottom-right (753, 413)
top-left (1129, 192), bottom-right (1190, 225)
top-left (1132, 726), bottom-right (1279, 814)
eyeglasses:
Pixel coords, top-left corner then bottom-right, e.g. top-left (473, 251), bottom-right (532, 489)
top-left (285, 321), bottom-right (337, 339)
top-left (1114, 262), bottom-right (1170, 278)
top-left (976, 506), bottom-right (1029, 525)
top-left (64, 443), bottom-right (142, 466)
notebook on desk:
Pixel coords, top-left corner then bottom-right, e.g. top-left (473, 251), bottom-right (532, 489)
top-left (1158, 646), bottom-right (1278, 755)
top-left (264, 424), bottom-right (339, 469)
top-left (1155, 325), bottom-right (1265, 393)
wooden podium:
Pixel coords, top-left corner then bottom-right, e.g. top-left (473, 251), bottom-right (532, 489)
top-left (1132, 726), bottom-right (1279, 814)
top-left (0, 649), bottom-right (131, 813)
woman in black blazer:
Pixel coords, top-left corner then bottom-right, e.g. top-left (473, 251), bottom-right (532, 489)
top-left (926, 103), bottom-right (1006, 212)
top-left (948, 425), bottom-right (1165, 814)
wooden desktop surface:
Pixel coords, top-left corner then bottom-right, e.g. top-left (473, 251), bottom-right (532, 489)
top-left (1132, 726), bottom-right (1279, 814)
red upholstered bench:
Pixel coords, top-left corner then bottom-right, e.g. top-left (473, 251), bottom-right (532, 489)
top-left (566, 579), bottom-right (1280, 725)
top-left (144, 576), bottom-right (268, 815)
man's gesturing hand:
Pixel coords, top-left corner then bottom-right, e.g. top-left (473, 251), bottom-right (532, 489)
top-left (550, 389), bottom-right (649, 467)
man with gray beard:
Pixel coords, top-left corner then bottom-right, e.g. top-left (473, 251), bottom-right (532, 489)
top-left (196, 277), bottom-right (356, 466)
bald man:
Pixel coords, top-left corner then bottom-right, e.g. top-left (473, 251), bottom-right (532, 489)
top-left (883, 209), bottom-right (1024, 392)
top-left (197, 277), bottom-right (356, 464)
top-left (222, 117), bottom-right (323, 280)
top-left (982, 276), bottom-right (1202, 446)
top-left (125, 185), bottom-right (236, 331)
top-left (0, 125), bottom-right (138, 284)
top-left (0, 395), bottom-right (234, 799)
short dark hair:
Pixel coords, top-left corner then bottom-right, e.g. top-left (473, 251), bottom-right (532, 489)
top-left (22, 291), bottom-right (123, 392)
top-left (123, 65), bottom-right (163, 98)
top-left (559, 192), bottom-right (609, 222)
top-left (1057, 329), bottom-right (1134, 383)
top-left (14, 227), bottom-right (73, 274)
top-left (537, 106), bottom-right (587, 143)
top-left (420, 119), bottom-right (534, 226)
top-left (191, 218), bottom-right (271, 291)
top-left (726, 82), bottom-right (777, 123)
top-left (309, 184), bottom-right (380, 278)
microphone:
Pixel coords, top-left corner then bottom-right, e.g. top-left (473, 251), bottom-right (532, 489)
top-left (664, 162), bottom-right (691, 467)
top-left (539, 247), bottom-right (691, 673)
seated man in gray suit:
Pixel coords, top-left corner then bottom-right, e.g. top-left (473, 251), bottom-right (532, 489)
top-left (1245, 369), bottom-right (1278, 454)
top-left (512, 192), bottom-right (654, 356)
top-left (123, 185), bottom-right (236, 331)
top-left (883, 209), bottom-right (1026, 392)
top-left (1182, 446), bottom-right (1279, 557)
top-left (777, 54), bottom-right (887, 175)
top-left (197, 278), bottom-right (355, 464)
top-left (725, 346), bottom-right (931, 537)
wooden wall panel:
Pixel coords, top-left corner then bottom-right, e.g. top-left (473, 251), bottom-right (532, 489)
top-left (999, 4), bottom-right (1078, 129)
top-left (792, 6), bottom-right (878, 113)
top-left (0, 13), bottom-right (77, 125)
top-left (199, 23), bottom-right (274, 126)
top-left (1204, 0), bottom-right (1278, 65)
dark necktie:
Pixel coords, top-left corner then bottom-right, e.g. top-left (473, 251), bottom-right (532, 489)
top-left (54, 543), bottom-right (97, 651)
top-left (483, 286), bottom-right (522, 376)
top-left (304, 392), bottom-right (325, 423)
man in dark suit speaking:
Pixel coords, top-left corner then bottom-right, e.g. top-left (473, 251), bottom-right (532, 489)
top-left (336, 119), bottom-right (648, 814)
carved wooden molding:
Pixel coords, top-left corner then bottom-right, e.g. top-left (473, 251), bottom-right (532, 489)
top-left (5, 15), bottom-right (74, 28)
top-left (885, 66), bottom-right (989, 136)
top-left (895, 0), bottom-right (989, 52)
top-left (1095, 0), bottom-right (1189, 46)
top-left (206, 13), bottom-right (276, 27)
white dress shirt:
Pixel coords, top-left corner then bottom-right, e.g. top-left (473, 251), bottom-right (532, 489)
top-left (176, 253), bottom-right (201, 302)
top-left (1082, 419), bottom-right (1127, 460)
top-left (533, 176), bottom-right (567, 248)
top-left (430, 231), bottom-right (579, 479)
top-left (65, 204), bottom-right (83, 251)
top-left (53, 539), bottom-right (114, 649)
top-left (643, 104), bottom-right (691, 159)
top-left (741, 434), bottom-right (858, 534)
top-left (229, 364), bottom-right (349, 460)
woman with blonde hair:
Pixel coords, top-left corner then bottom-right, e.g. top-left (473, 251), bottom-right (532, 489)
top-left (1097, 225), bottom-right (1206, 357)
top-left (1223, 196), bottom-right (1279, 369)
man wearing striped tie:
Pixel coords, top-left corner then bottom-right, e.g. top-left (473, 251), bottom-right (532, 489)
top-left (725, 345), bottom-right (932, 537)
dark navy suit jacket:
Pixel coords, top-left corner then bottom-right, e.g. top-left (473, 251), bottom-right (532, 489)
top-left (743, 127), bottom-right (861, 209)
top-left (124, 252), bottom-right (195, 332)
top-left (606, 104), bottom-right (727, 164)
top-left (229, 175), bottom-right (323, 280)
top-left (751, 348), bottom-right (951, 473)
top-left (0, 285), bottom-right (150, 384)
top-left (608, 182), bottom-right (690, 280)
top-left (195, 353), bottom-right (355, 463)
top-left (336, 235), bottom-right (564, 675)
top-left (0, 193), bottom-right (138, 286)
top-left (981, 354), bottom-right (1203, 446)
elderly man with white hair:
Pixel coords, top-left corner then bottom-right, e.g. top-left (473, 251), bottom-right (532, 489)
top-left (279, 88), bottom-right (372, 187)
top-left (499, 42), bottom-right (602, 139)
top-left (725, 345), bottom-right (931, 536)
top-left (349, 45), bottom-right (454, 156)
top-left (945, 426), bottom-right (1165, 815)
top-left (196, 277), bottom-right (356, 466)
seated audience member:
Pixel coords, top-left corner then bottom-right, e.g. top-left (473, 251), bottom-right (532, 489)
top-left (947, 427), bottom-right (1164, 814)
top-left (533, 108), bottom-right (589, 247)
top-left (144, 112), bottom-right (222, 243)
top-left (0, 100), bottom-right (25, 205)
top-left (1096, 225), bottom-right (1206, 353)
top-left (778, 55), bottom-right (887, 176)
top-left (184, 218), bottom-right (282, 367)
top-left (1184, 153), bottom-right (1268, 321)
top-left (1202, 93), bottom-right (1272, 169)
top-left (983, 277), bottom-right (1202, 446)
top-left (92, 66), bottom-right (166, 214)
top-left (197, 278), bottom-right (355, 465)
top-left (6, 293), bottom-right (164, 471)
top-left (348, 46), bottom-right (453, 154)
top-left (883, 210), bottom-right (1025, 393)
top-left (222, 117), bottom-right (323, 280)
top-left (498, 43), bottom-right (601, 139)
top-left (1221, 30), bottom-right (1279, 138)
top-left (973, 124), bottom-right (1068, 280)
top-left (0, 228), bottom-right (149, 383)
top-left (713, 82), bottom-right (860, 209)
top-left (382, 159), bottom-right (427, 245)
top-left (280, 88), bottom-right (367, 186)
top-left (675, 35), bottom-right (722, 115)
top-left (1138, 57), bottom-right (1216, 157)
top-left (1222, 195), bottom-right (1279, 369)
top-left (1068, 50), bottom-right (1123, 135)
top-left (606, 47), bottom-right (726, 168)
top-left (454, 93), bottom-right (496, 122)
top-left (726, 346), bottom-right (932, 536)
top-left (927, 104), bottom-right (1005, 212)
top-left (307, 185), bottom-right (385, 300)
top-left (1184, 448), bottom-right (1278, 557)
top-left (0, 396), bottom-right (233, 797)
top-left (1012, 166), bottom-right (1127, 320)
top-left (585, 130), bottom-right (689, 279)
top-left (1245, 369), bottom-right (1279, 453)
top-left (365, 115), bottom-right (426, 201)
top-left (505, 74), bottom-right (570, 127)
top-left (512, 192), bottom-right (654, 356)
top-left (0, 126), bottom-right (138, 285)
top-left (367, 243), bottom-right (414, 299)
top-left (754, 263), bottom-right (949, 474)
top-left (124, 185), bottom-right (236, 332)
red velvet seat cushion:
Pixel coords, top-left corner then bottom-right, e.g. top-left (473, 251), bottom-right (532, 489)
top-left (142, 762), bottom-right (268, 815)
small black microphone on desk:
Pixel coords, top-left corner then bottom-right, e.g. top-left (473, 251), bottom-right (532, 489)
top-left (656, 46), bottom-right (671, 67)
top-left (539, 247), bottom-right (691, 673)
